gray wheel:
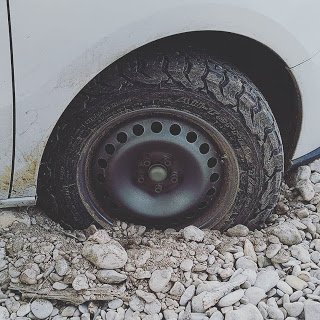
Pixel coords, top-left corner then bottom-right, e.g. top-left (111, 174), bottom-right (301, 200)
top-left (38, 50), bottom-right (284, 230)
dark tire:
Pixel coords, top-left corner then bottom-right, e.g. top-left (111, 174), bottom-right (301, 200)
top-left (38, 50), bottom-right (284, 230)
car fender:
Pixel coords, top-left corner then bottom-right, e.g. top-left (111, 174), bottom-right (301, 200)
top-left (9, 0), bottom-right (320, 198)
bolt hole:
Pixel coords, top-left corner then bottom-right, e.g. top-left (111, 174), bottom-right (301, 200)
top-left (199, 143), bottom-right (210, 154)
top-left (170, 124), bottom-right (181, 135)
top-left (186, 132), bottom-right (197, 143)
top-left (170, 176), bottom-right (178, 183)
top-left (207, 188), bottom-right (216, 196)
top-left (151, 121), bottom-right (162, 133)
top-left (207, 157), bottom-right (217, 168)
top-left (97, 158), bottom-right (107, 168)
top-left (133, 124), bottom-right (144, 136)
top-left (198, 201), bottom-right (208, 209)
top-left (117, 132), bottom-right (127, 143)
top-left (97, 174), bottom-right (105, 182)
top-left (138, 176), bottom-right (145, 184)
top-left (105, 144), bottom-right (115, 155)
top-left (143, 160), bottom-right (151, 167)
top-left (210, 173), bottom-right (220, 182)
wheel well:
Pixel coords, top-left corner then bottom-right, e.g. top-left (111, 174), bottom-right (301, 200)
top-left (41, 31), bottom-right (301, 174)
top-left (136, 31), bottom-right (302, 168)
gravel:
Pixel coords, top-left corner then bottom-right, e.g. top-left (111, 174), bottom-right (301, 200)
top-left (30, 299), bottom-right (53, 319)
top-left (2, 158), bottom-right (320, 319)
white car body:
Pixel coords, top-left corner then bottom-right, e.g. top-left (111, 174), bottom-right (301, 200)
top-left (1, 0), bottom-right (320, 207)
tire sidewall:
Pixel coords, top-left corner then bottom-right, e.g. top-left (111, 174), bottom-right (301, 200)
top-left (55, 88), bottom-right (264, 229)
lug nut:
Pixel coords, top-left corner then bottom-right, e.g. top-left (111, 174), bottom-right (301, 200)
top-left (137, 175), bottom-right (145, 184)
top-left (170, 171), bottom-right (178, 184)
top-left (164, 159), bottom-right (172, 167)
top-left (154, 184), bottom-right (162, 193)
top-left (142, 154), bottom-right (151, 167)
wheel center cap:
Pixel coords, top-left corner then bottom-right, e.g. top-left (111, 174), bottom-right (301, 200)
top-left (148, 165), bottom-right (168, 182)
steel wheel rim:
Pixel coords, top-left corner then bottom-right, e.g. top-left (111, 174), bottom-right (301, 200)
top-left (78, 107), bottom-right (239, 228)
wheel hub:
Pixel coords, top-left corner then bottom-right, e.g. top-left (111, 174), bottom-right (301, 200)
top-left (148, 165), bottom-right (167, 183)
top-left (86, 108), bottom-right (226, 227)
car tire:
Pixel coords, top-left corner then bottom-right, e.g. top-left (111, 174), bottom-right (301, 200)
top-left (38, 50), bottom-right (284, 230)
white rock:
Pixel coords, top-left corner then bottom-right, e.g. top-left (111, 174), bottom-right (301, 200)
top-left (20, 263), bottom-right (40, 285)
top-left (315, 183), bottom-right (320, 193)
top-left (144, 315), bottom-right (161, 320)
top-left (136, 290), bottom-right (156, 303)
top-left (0, 306), bottom-right (9, 320)
top-left (244, 240), bottom-right (257, 262)
top-left (241, 269), bottom-right (257, 285)
top-left (81, 313), bottom-right (91, 320)
top-left (30, 299), bottom-right (53, 319)
top-left (87, 229), bottom-right (111, 244)
top-left (270, 222), bottom-right (302, 245)
top-left (52, 282), bottom-right (68, 290)
top-left (108, 299), bottom-right (123, 309)
top-left (290, 244), bottom-right (311, 263)
top-left (235, 257), bottom-right (257, 271)
top-left (244, 287), bottom-right (266, 305)
top-left (313, 239), bottom-right (320, 251)
top-left (311, 172), bottom-right (320, 184)
top-left (96, 270), bottom-right (127, 284)
top-left (209, 311), bottom-right (224, 320)
top-left (266, 243), bottom-right (281, 259)
top-left (267, 305), bottom-right (284, 320)
top-left (310, 159), bottom-right (320, 173)
top-left (295, 208), bottom-right (309, 219)
top-left (180, 285), bottom-right (196, 306)
top-left (16, 303), bottom-right (31, 317)
top-left (290, 290), bottom-right (303, 302)
top-left (61, 306), bottom-right (76, 317)
top-left (72, 274), bottom-right (89, 291)
top-left (129, 295), bottom-right (145, 312)
top-left (276, 280), bottom-right (293, 295)
top-left (311, 251), bottom-right (320, 264)
top-left (283, 302), bottom-right (304, 317)
top-left (144, 299), bottom-right (161, 315)
top-left (304, 300), bottom-right (320, 320)
top-left (310, 172), bottom-right (320, 184)
top-left (297, 179), bottom-right (315, 201)
top-left (192, 276), bottom-right (247, 313)
top-left (55, 258), bottom-right (70, 276)
top-left (82, 239), bottom-right (127, 269)
top-left (271, 249), bottom-right (291, 264)
top-left (163, 309), bottom-right (178, 320)
top-left (180, 258), bottom-right (193, 272)
top-left (20, 268), bottom-right (38, 285)
top-left (189, 314), bottom-right (209, 320)
top-left (0, 211), bottom-right (31, 228)
top-left (135, 250), bottom-right (151, 267)
top-left (295, 165), bottom-right (311, 181)
top-left (225, 303), bottom-right (263, 320)
top-left (149, 269), bottom-right (172, 292)
top-left (218, 289), bottom-right (244, 307)
top-left (254, 270), bottom-right (279, 293)
top-left (105, 310), bottom-right (117, 320)
top-left (285, 275), bottom-right (308, 291)
top-left (191, 292), bottom-right (208, 312)
top-left (183, 226), bottom-right (204, 242)
top-left (227, 225), bottom-right (249, 237)
top-left (170, 281), bottom-right (185, 296)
